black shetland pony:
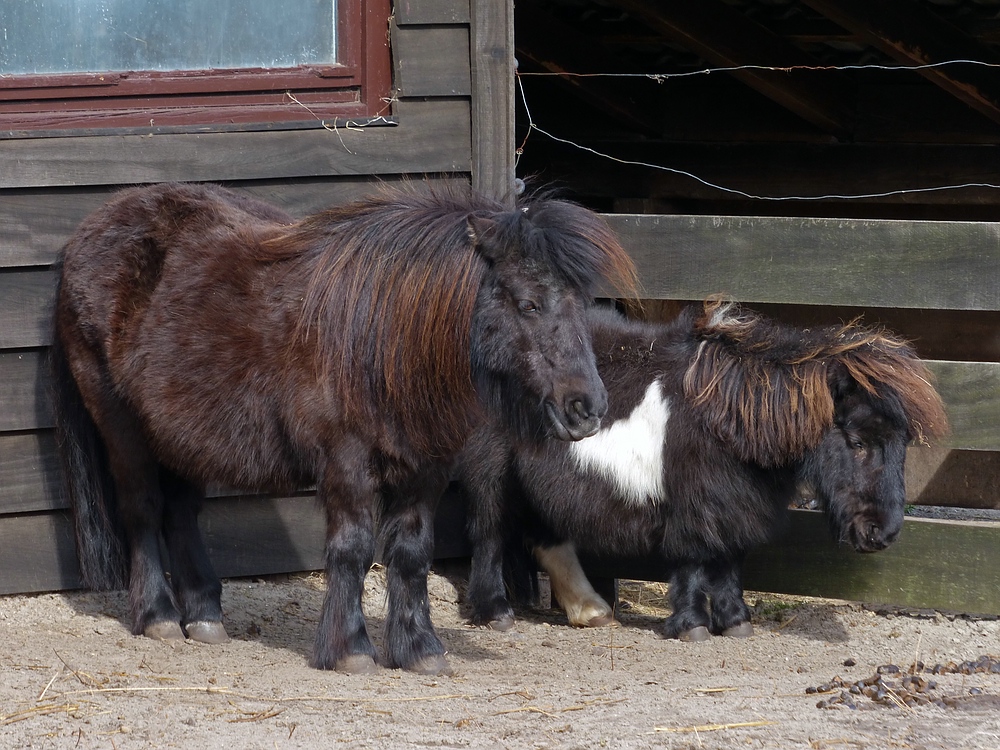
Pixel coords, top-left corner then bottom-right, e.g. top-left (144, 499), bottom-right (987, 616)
top-left (461, 300), bottom-right (948, 641)
top-left (51, 182), bottom-right (636, 674)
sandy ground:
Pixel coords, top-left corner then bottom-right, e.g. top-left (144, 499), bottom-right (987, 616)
top-left (1, 568), bottom-right (998, 750)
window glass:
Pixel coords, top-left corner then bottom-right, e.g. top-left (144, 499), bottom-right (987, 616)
top-left (1, 0), bottom-right (337, 74)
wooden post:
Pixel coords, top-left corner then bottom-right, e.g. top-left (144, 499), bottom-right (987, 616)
top-left (470, 0), bottom-right (516, 205)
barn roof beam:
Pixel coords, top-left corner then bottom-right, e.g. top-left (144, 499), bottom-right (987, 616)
top-left (514, 5), bottom-right (662, 137)
top-left (803, 0), bottom-right (1000, 127)
top-left (606, 0), bottom-right (857, 140)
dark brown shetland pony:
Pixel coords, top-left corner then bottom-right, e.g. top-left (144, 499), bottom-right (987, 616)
top-left (51, 182), bottom-right (636, 674)
top-left (461, 300), bottom-right (948, 640)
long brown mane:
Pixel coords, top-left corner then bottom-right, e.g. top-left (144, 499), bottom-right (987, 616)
top-left (683, 299), bottom-right (949, 467)
top-left (260, 185), bottom-right (637, 456)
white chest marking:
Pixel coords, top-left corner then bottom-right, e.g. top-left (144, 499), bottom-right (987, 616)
top-left (568, 380), bottom-right (669, 506)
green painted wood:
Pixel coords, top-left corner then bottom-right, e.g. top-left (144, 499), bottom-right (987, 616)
top-left (392, 26), bottom-right (471, 97)
top-left (743, 511), bottom-right (1000, 615)
top-left (0, 99), bottom-right (471, 189)
top-left (581, 510), bottom-right (1000, 616)
top-left (931, 360), bottom-right (1000, 452)
top-left (395, 0), bottom-right (470, 25)
top-left (604, 213), bottom-right (1000, 310)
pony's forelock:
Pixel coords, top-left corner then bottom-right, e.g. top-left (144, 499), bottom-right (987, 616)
top-left (685, 299), bottom-right (949, 465)
top-left (514, 198), bottom-right (640, 300)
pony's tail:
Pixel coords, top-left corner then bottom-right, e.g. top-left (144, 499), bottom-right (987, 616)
top-left (49, 322), bottom-right (128, 591)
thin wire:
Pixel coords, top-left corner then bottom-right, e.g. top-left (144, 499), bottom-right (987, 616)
top-left (517, 58), bottom-right (1000, 82)
top-left (515, 62), bottom-right (1000, 201)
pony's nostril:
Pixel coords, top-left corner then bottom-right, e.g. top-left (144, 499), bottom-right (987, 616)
top-left (571, 398), bottom-right (588, 420)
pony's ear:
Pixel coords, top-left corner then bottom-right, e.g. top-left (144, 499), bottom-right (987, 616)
top-left (467, 215), bottom-right (501, 262)
top-left (826, 360), bottom-right (861, 420)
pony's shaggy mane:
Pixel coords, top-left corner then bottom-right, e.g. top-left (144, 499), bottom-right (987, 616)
top-left (683, 299), bottom-right (949, 467)
top-left (260, 185), bottom-right (637, 456)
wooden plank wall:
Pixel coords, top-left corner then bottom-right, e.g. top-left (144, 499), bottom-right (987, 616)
top-left (0, 0), bottom-right (480, 595)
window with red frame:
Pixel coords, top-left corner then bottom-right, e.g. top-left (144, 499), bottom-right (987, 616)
top-left (0, 0), bottom-right (392, 134)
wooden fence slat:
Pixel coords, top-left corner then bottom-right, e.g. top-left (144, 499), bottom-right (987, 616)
top-left (392, 26), bottom-right (471, 97)
top-left (0, 350), bottom-right (50, 432)
top-left (0, 489), bottom-right (469, 595)
top-left (0, 511), bottom-right (81, 595)
top-left (395, 0), bottom-right (470, 25)
top-left (581, 510), bottom-right (1000, 616)
top-left (0, 432), bottom-right (65, 513)
top-left (0, 270), bottom-right (52, 348)
top-left (931, 360), bottom-right (1000, 451)
top-left (604, 213), bottom-right (1000, 311)
top-left (0, 100), bottom-right (471, 189)
top-left (0, 176), bottom-right (471, 269)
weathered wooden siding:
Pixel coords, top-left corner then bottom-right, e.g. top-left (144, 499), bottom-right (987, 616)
top-left (0, 0), bottom-right (483, 595)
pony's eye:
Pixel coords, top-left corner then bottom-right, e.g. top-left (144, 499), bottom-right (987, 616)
top-left (518, 299), bottom-right (539, 314)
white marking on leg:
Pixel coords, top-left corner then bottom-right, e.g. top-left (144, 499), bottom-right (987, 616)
top-left (568, 379), bottom-right (668, 505)
top-left (535, 542), bottom-right (613, 627)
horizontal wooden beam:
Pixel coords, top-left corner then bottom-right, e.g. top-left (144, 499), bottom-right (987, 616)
top-left (394, 0), bottom-right (470, 26)
top-left (581, 510), bottom-right (1000, 616)
top-left (0, 99), bottom-right (471, 189)
top-left (604, 213), bottom-right (1000, 310)
top-left (0, 177), bottom-right (471, 269)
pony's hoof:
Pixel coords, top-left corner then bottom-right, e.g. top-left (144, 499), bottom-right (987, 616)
top-left (486, 614), bottom-right (516, 632)
top-left (409, 655), bottom-right (455, 677)
top-left (185, 621), bottom-right (230, 644)
top-left (144, 621), bottom-right (186, 643)
top-left (721, 622), bottom-right (754, 638)
top-left (678, 626), bottom-right (712, 642)
top-left (335, 654), bottom-right (379, 675)
top-left (586, 613), bottom-right (617, 628)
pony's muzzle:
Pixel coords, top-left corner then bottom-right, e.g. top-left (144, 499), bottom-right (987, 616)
top-left (850, 516), bottom-right (901, 553)
top-left (547, 387), bottom-right (608, 441)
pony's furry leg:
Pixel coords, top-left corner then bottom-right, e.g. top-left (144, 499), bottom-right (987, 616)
top-left (160, 471), bottom-right (227, 643)
top-left (110, 449), bottom-right (184, 641)
top-left (705, 557), bottom-right (753, 637)
top-left (63, 348), bottom-right (183, 641)
top-left (466, 528), bottom-right (516, 630)
top-left (660, 564), bottom-right (712, 642)
top-left (460, 435), bottom-right (520, 630)
top-left (381, 470), bottom-right (452, 675)
top-left (534, 542), bottom-right (614, 627)
top-left (312, 456), bottom-right (378, 674)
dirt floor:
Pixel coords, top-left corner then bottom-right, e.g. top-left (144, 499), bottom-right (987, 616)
top-left (1, 567), bottom-right (998, 749)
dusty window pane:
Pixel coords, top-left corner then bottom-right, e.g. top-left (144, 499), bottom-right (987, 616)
top-left (0, 0), bottom-right (337, 74)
